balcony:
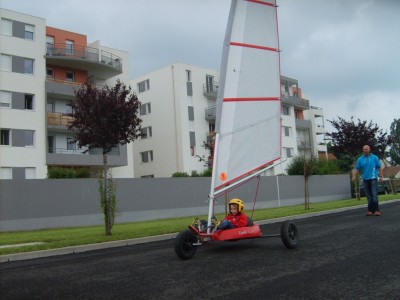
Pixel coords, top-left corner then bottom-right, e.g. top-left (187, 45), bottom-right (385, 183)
top-left (47, 112), bottom-right (73, 127)
top-left (205, 105), bottom-right (216, 121)
top-left (310, 105), bottom-right (324, 117)
top-left (203, 81), bottom-right (219, 100)
top-left (45, 43), bottom-right (122, 78)
top-left (281, 93), bottom-right (309, 110)
top-left (47, 145), bottom-right (127, 167)
top-left (206, 131), bottom-right (216, 145)
top-left (46, 79), bottom-right (79, 98)
top-left (315, 124), bottom-right (325, 135)
top-left (297, 139), bottom-right (311, 149)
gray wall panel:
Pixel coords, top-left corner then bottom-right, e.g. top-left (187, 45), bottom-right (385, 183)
top-left (0, 175), bottom-right (351, 231)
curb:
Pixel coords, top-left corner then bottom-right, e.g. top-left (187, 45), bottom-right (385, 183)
top-left (1, 199), bottom-right (399, 263)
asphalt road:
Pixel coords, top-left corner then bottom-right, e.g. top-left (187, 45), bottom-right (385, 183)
top-left (1, 201), bottom-right (400, 300)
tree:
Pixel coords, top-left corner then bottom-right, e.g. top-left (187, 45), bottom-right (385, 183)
top-left (389, 119), bottom-right (400, 165)
top-left (68, 80), bottom-right (142, 235)
top-left (326, 116), bottom-right (390, 161)
top-left (287, 155), bottom-right (317, 210)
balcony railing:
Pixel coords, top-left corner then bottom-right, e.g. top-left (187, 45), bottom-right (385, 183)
top-left (205, 105), bottom-right (216, 121)
top-left (297, 139), bottom-right (311, 148)
top-left (281, 93), bottom-right (309, 109)
top-left (47, 112), bottom-right (73, 126)
top-left (46, 43), bottom-right (122, 71)
top-left (48, 147), bottom-right (120, 155)
top-left (203, 82), bottom-right (219, 100)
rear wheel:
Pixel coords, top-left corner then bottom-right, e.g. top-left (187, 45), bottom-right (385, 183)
top-left (174, 229), bottom-right (198, 260)
top-left (281, 221), bottom-right (299, 249)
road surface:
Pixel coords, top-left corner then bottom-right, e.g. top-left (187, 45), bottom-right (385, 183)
top-left (1, 201), bottom-right (400, 299)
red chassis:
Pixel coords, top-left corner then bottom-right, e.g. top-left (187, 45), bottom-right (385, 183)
top-left (188, 224), bottom-right (262, 241)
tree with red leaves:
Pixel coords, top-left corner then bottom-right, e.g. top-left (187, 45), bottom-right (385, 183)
top-left (68, 80), bottom-right (142, 235)
top-left (326, 116), bottom-right (390, 162)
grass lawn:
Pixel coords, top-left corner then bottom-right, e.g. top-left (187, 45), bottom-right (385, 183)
top-left (1, 194), bottom-right (399, 255)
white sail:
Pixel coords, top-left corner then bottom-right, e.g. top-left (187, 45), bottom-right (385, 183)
top-left (212, 0), bottom-right (281, 195)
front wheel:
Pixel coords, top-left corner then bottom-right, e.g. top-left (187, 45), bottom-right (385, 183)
top-left (281, 221), bottom-right (299, 249)
top-left (174, 229), bottom-right (198, 260)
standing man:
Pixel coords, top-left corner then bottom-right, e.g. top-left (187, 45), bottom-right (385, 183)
top-left (352, 145), bottom-right (383, 216)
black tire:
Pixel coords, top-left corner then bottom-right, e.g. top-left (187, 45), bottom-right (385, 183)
top-left (280, 221), bottom-right (299, 249)
top-left (174, 229), bottom-right (198, 260)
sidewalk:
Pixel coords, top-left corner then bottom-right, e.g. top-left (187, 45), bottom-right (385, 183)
top-left (2, 199), bottom-right (399, 263)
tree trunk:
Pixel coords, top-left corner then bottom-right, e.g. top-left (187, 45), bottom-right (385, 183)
top-left (103, 154), bottom-right (112, 236)
top-left (304, 177), bottom-right (309, 210)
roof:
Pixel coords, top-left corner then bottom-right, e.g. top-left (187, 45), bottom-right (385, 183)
top-left (382, 165), bottom-right (400, 178)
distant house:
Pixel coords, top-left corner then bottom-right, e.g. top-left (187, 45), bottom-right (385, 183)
top-left (382, 165), bottom-right (400, 178)
top-left (319, 153), bottom-right (337, 160)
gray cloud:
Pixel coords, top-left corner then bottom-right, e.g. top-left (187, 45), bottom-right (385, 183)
top-left (1, 0), bottom-right (399, 132)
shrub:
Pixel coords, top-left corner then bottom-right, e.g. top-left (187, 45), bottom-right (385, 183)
top-left (172, 172), bottom-right (190, 177)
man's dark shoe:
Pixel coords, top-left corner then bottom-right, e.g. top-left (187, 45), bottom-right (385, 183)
top-left (374, 211), bottom-right (381, 216)
top-left (366, 211), bottom-right (373, 216)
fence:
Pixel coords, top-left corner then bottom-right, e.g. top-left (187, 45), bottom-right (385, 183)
top-left (0, 175), bottom-right (351, 232)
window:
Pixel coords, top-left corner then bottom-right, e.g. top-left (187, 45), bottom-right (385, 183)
top-left (189, 131), bottom-right (196, 147)
top-left (209, 123), bottom-right (215, 132)
top-left (138, 79), bottom-right (150, 93)
top-left (141, 126), bottom-right (152, 139)
top-left (1, 54), bottom-right (12, 71)
top-left (25, 94), bottom-right (34, 110)
top-left (24, 58), bottom-right (34, 74)
top-left (282, 105), bottom-right (290, 116)
top-left (46, 36), bottom-right (54, 54)
top-left (186, 70), bottom-right (191, 82)
top-left (66, 71), bottom-right (74, 82)
top-left (140, 102), bottom-right (151, 115)
top-left (188, 106), bottom-right (194, 121)
top-left (206, 75), bottom-right (214, 92)
top-left (25, 168), bottom-right (36, 179)
top-left (65, 40), bottom-right (74, 55)
top-left (66, 101), bottom-right (74, 114)
top-left (47, 100), bottom-right (55, 112)
top-left (1, 19), bottom-right (12, 36)
top-left (141, 150), bottom-right (153, 163)
top-left (48, 136), bottom-right (54, 153)
top-left (283, 147), bottom-right (294, 158)
top-left (0, 167), bottom-right (12, 179)
top-left (283, 126), bottom-right (291, 137)
top-left (25, 130), bottom-right (34, 146)
top-left (0, 91), bottom-right (12, 108)
top-left (25, 24), bottom-right (34, 40)
top-left (67, 137), bottom-right (76, 150)
top-left (0, 129), bottom-right (10, 145)
top-left (47, 68), bottom-right (54, 79)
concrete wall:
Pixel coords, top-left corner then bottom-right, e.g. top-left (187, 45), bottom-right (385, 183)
top-left (0, 175), bottom-right (351, 231)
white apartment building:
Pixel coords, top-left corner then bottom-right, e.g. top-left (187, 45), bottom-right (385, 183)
top-left (132, 63), bottom-right (328, 178)
top-left (0, 9), bottom-right (133, 179)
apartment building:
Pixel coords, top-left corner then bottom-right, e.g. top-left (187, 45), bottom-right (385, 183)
top-left (0, 9), bottom-right (133, 179)
top-left (132, 63), bottom-right (328, 178)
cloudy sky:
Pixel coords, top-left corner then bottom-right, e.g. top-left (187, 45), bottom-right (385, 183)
top-left (1, 0), bottom-right (399, 134)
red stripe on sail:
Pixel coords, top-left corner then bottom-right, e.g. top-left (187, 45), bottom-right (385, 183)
top-left (224, 97), bottom-right (280, 102)
top-left (230, 42), bottom-right (279, 52)
top-left (246, 0), bottom-right (277, 7)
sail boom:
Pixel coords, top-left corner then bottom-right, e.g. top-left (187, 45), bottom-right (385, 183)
top-left (213, 159), bottom-right (285, 198)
